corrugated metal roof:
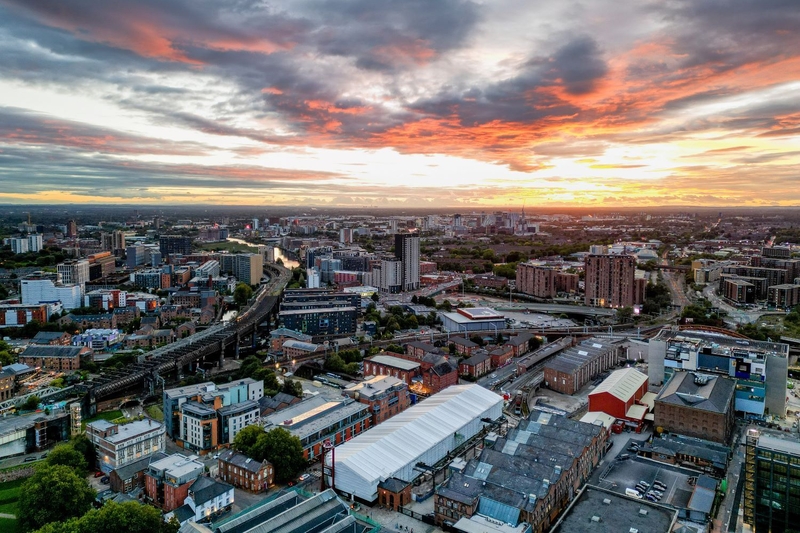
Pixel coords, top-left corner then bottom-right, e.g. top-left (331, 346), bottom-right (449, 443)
top-left (589, 367), bottom-right (647, 402)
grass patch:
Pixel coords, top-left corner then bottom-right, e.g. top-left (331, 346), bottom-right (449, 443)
top-left (0, 477), bottom-right (24, 525)
top-left (0, 477), bottom-right (25, 502)
top-left (0, 517), bottom-right (20, 532)
top-left (199, 241), bottom-right (256, 253)
top-left (145, 405), bottom-right (164, 422)
top-left (82, 409), bottom-right (125, 430)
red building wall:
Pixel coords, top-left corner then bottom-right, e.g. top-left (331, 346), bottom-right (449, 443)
top-left (587, 380), bottom-right (648, 420)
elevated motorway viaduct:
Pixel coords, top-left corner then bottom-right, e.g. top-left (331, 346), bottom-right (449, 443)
top-left (82, 263), bottom-right (291, 415)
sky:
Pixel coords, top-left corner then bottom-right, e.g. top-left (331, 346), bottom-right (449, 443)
top-left (0, 0), bottom-right (798, 208)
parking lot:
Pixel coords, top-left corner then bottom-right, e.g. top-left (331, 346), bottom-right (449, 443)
top-left (594, 439), bottom-right (700, 508)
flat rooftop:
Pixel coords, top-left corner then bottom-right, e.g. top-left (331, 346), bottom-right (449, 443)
top-left (457, 307), bottom-right (505, 320)
top-left (367, 354), bottom-right (420, 371)
top-left (657, 329), bottom-right (789, 358)
top-left (89, 418), bottom-right (163, 443)
top-left (756, 432), bottom-right (800, 456)
top-left (551, 485), bottom-right (676, 533)
top-left (279, 306), bottom-right (357, 315)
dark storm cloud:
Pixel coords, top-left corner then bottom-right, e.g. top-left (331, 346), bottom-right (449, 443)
top-left (410, 36), bottom-right (608, 127)
top-left (547, 36), bottom-right (608, 95)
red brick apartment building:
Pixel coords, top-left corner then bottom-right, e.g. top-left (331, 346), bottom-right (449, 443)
top-left (144, 453), bottom-right (204, 511)
top-left (343, 375), bottom-right (410, 425)
top-left (218, 449), bottom-right (274, 492)
top-left (516, 264), bottom-right (579, 298)
top-left (584, 254), bottom-right (639, 308)
top-left (18, 345), bottom-right (90, 371)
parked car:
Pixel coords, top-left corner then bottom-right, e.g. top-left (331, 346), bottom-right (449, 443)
top-left (100, 476), bottom-right (110, 484)
top-left (94, 471), bottom-right (104, 478)
top-left (618, 454), bottom-right (630, 461)
top-left (24, 457), bottom-right (37, 462)
top-left (298, 474), bottom-right (311, 482)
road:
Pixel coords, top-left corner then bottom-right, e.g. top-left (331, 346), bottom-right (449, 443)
top-left (702, 284), bottom-right (763, 326)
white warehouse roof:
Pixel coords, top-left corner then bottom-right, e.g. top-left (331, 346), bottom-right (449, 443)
top-left (589, 367), bottom-right (647, 402)
top-left (331, 384), bottom-right (503, 501)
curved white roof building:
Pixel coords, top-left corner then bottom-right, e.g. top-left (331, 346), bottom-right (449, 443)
top-left (331, 384), bottom-right (503, 501)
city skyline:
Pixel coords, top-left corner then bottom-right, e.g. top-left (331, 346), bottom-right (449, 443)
top-left (0, 0), bottom-right (798, 207)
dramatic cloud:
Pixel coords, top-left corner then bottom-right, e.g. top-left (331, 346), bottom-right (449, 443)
top-left (0, 0), bottom-right (798, 206)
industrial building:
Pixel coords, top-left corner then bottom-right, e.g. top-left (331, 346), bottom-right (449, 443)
top-left (587, 367), bottom-right (651, 430)
top-left (543, 338), bottom-right (626, 395)
top-left (435, 411), bottom-right (607, 533)
top-left (439, 307), bottom-right (506, 334)
top-left (18, 345), bottom-right (91, 371)
top-left (178, 489), bottom-right (371, 533)
top-left (648, 328), bottom-right (788, 416)
top-left (551, 485), bottom-right (677, 533)
top-left (654, 371), bottom-right (736, 443)
top-left (332, 384), bottom-right (503, 502)
top-left (262, 395), bottom-right (372, 461)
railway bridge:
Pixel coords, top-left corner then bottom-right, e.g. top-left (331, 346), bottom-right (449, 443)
top-left (82, 263), bottom-right (290, 415)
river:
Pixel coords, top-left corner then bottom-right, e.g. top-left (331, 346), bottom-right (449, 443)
top-left (226, 237), bottom-right (300, 269)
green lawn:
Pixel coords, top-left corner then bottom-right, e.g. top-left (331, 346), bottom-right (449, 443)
top-left (145, 405), bottom-right (164, 422)
top-left (0, 477), bottom-right (25, 503)
top-left (81, 409), bottom-right (125, 430)
top-left (0, 517), bottom-right (20, 532)
top-left (0, 477), bottom-right (24, 527)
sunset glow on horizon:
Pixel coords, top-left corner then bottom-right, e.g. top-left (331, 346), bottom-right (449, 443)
top-left (0, 0), bottom-right (798, 208)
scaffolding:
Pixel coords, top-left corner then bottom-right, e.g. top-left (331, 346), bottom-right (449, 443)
top-left (743, 428), bottom-right (758, 527)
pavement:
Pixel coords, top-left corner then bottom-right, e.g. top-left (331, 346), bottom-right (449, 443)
top-left (367, 500), bottom-right (442, 533)
top-left (715, 423), bottom-right (748, 533)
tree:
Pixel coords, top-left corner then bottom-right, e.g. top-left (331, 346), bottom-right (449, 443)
top-left (370, 291), bottom-right (380, 302)
top-left (469, 334), bottom-right (485, 347)
top-left (232, 426), bottom-right (305, 483)
top-left (20, 395), bottom-right (40, 411)
top-left (616, 307), bottom-right (634, 323)
top-left (33, 501), bottom-right (178, 533)
top-left (0, 339), bottom-right (12, 366)
top-left (233, 282), bottom-right (253, 306)
top-left (282, 379), bottom-right (303, 397)
top-left (232, 424), bottom-right (263, 458)
top-left (18, 464), bottom-right (96, 532)
top-left (46, 443), bottom-right (88, 476)
top-left (70, 434), bottom-right (97, 471)
top-left (257, 427), bottom-right (306, 484)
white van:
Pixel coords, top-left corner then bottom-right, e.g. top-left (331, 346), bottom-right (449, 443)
top-left (626, 488), bottom-right (642, 499)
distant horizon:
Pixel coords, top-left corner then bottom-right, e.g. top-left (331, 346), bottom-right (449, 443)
top-left (1, 1), bottom-right (798, 206)
top-left (2, 203), bottom-right (800, 214)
